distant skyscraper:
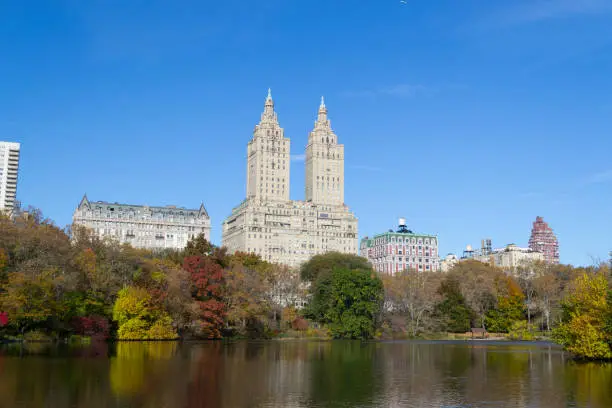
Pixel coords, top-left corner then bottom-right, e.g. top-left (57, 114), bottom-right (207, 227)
top-left (0, 141), bottom-right (20, 215)
top-left (528, 216), bottom-right (559, 264)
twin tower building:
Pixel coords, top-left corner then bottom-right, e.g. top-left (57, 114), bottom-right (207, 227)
top-left (222, 90), bottom-right (358, 267)
top-left (72, 90), bottom-right (357, 268)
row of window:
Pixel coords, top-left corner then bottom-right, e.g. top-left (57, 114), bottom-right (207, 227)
top-left (80, 221), bottom-right (208, 232)
top-left (376, 264), bottom-right (439, 273)
top-left (373, 237), bottom-right (437, 246)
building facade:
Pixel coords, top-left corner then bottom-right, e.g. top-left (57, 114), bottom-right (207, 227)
top-left (460, 241), bottom-right (544, 272)
top-left (0, 141), bottom-right (20, 215)
top-left (528, 216), bottom-right (559, 264)
top-left (73, 196), bottom-right (211, 250)
top-left (222, 91), bottom-right (358, 268)
top-left (440, 253), bottom-right (459, 272)
top-left (360, 219), bottom-right (440, 274)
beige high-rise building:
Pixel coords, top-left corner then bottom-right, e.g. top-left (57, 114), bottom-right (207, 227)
top-left (305, 97), bottom-right (344, 206)
top-left (222, 91), bottom-right (358, 268)
top-left (247, 89), bottom-right (291, 202)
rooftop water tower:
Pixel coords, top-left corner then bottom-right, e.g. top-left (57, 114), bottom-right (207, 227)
top-left (462, 244), bottom-right (475, 259)
top-left (397, 217), bottom-right (412, 234)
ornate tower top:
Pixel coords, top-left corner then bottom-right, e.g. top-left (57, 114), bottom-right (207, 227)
top-left (310, 96), bottom-right (334, 142)
top-left (317, 96), bottom-right (328, 122)
top-left (258, 88), bottom-right (279, 129)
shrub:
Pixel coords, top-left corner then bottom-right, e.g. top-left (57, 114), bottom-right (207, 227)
top-left (23, 330), bottom-right (53, 342)
top-left (147, 315), bottom-right (179, 340)
top-left (508, 320), bottom-right (535, 341)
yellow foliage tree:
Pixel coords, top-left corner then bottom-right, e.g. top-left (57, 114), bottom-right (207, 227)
top-left (112, 286), bottom-right (178, 340)
top-left (553, 272), bottom-right (611, 360)
top-left (0, 248), bottom-right (8, 271)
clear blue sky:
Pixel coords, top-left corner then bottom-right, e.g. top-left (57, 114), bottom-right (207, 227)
top-left (1, 0), bottom-right (610, 266)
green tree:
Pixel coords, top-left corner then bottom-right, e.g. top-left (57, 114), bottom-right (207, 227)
top-left (307, 267), bottom-right (383, 339)
top-left (434, 276), bottom-right (473, 333)
top-left (300, 252), bottom-right (371, 282)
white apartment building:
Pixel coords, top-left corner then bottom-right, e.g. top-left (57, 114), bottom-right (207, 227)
top-left (0, 141), bottom-right (20, 215)
top-left (73, 195), bottom-right (211, 250)
top-left (440, 253), bottom-right (459, 272)
top-left (222, 91), bottom-right (358, 268)
top-left (360, 219), bottom-right (440, 274)
top-left (461, 243), bottom-right (544, 273)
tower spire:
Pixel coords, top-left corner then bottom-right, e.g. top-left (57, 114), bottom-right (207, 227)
top-left (315, 96), bottom-right (329, 128)
top-left (260, 88), bottom-right (278, 125)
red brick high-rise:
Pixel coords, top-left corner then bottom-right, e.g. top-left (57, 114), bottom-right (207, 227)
top-left (528, 216), bottom-right (559, 264)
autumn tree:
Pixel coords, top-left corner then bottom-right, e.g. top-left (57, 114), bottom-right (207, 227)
top-left (263, 263), bottom-right (304, 326)
top-left (224, 259), bottom-right (270, 336)
top-left (112, 286), bottom-right (177, 340)
top-left (516, 260), bottom-right (541, 325)
top-left (0, 269), bottom-right (64, 334)
top-left (532, 272), bottom-right (561, 331)
top-left (553, 271), bottom-right (611, 359)
top-left (184, 256), bottom-right (226, 339)
top-left (448, 260), bottom-right (500, 329)
top-left (382, 270), bottom-right (442, 337)
top-left (182, 235), bottom-right (228, 267)
top-left (485, 276), bottom-right (525, 333)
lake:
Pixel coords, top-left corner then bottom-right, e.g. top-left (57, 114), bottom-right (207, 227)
top-left (1, 340), bottom-right (610, 408)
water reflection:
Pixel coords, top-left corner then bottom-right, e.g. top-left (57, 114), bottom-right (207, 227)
top-left (0, 341), bottom-right (610, 408)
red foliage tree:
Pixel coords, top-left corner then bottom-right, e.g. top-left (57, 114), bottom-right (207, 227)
top-left (71, 315), bottom-right (110, 340)
top-left (183, 256), bottom-right (226, 339)
top-left (0, 312), bottom-right (8, 327)
top-left (291, 316), bottom-right (308, 331)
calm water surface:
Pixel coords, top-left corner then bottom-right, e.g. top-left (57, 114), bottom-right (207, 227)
top-left (1, 340), bottom-right (611, 408)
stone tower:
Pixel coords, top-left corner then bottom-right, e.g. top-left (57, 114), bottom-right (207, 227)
top-left (246, 89), bottom-right (291, 202)
top-left (305, 97), bottom-right (345, 206)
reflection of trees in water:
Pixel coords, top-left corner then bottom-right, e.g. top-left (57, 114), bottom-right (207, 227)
top-left (565, 361), bottom-right (612, 407)
top-left (109, 342), bottom-right (189, 407)
top-left (0, 342), bottom-right (611, 408)
top-left (307, 341), bottom-right (380, 406)
top-left (215, 341), bottom-right (312, 407)
top-left (375, 342), bottom-right (610, 408)
top-left (186, 342), bottom-right (223, 408)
